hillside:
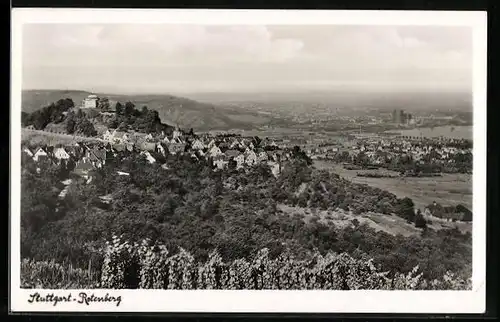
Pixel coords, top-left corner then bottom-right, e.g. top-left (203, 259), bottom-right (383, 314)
top-left (22, 90), bottom-right (275, 131)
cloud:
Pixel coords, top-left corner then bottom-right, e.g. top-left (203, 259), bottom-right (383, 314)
top-left (21, 24), bottom-right (472, 93)
top-left (23, 24), bottom-right (304, 66)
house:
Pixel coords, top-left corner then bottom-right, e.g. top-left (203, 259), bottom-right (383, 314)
top-left (172, 127), bottom-right (183, 140)
top-left (168, 143), bottom-right (186, 155)
top-left (117, 171), bottom-right (130, 176)
top-left (33, 147), bottom-right (48, 162)
top-left (257, 151), bottom-right (268, 162)
top-left (213, 155), bottom-right (228, 170)
top-left (234, 153), bottom-right (245, 169)
top-left (73, 160), bottom-right (94, 180)
top-left (157, 143), bottom-right (167, 156)
top-left (138, 141), bottom-right (156, 152)
top-left (171, 136), bottom-right (184, 144)
top-left (163, 136), bottom-right (171, 144)
top-left (145, 133), bottom-right (154, 142)
top-left (245, 150), bottom-right (258, 166)
top-left (86, 150), bottom-right (103, 168)
top-left (88, 148), bottom-right (107, 168)
top-left (23, 147), bottom-right (34, 157)
top-left (208, 145), bottom-right (223, 158)
top-left (191, 139), bottom-right (205, 150)
top-left (53, 147), bottom-right (71, 161)
top-left (140, 151), bottom-right (156, 164)
top-left (207, 139), bottom-right (216, 149)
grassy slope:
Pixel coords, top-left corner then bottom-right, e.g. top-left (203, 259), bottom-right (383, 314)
top-left (314, 160), bottom-right (473, 211)
top-left (22, 90), bottom-right (274, 131)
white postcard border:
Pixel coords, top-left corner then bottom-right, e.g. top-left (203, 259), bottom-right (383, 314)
top-left (10, 9), bottom-right (487, 313)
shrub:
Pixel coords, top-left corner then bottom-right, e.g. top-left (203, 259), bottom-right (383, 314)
top-left (21, 258), bottom-right (99, 289)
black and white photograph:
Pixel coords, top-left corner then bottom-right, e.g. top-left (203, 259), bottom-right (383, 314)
top-left (10, 9), bottom-right (486, 313)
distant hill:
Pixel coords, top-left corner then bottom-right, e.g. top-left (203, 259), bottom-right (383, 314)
top-left (22, 90), bottom-right (276, 131)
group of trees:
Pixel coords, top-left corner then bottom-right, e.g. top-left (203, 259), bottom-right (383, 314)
top-left (21, 147), bottom-right (472, 283)
top-left (426, 203), bottom-right (472, 222)
top-left (22, 98), bottom-right (75, 130)
top-left (22, 98), bottom-right (98, 137)
top-left (65, 109), bottom-right (97, 137)
top-left (106, 102), bottom-right (173, 134)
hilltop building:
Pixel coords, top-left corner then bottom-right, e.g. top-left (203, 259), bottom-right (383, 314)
top-left (81, 94), bottom-right (99, 109)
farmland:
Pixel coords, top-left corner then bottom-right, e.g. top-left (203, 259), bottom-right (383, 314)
top-left (314, 160), bottom-right (473, 212)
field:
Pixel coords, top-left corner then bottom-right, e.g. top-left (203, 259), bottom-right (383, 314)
top-left (278, 203), bottom-right (471, 236)
top-left (21, 128), bottom-right (103, 146)
top-left (314, 160), bottom-right (473, 212)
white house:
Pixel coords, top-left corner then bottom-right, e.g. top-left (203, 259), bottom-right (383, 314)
top-left (257, 151), bottom-right (268, 162)
top-left (207, 139), bottom-right (216, 149)
top-left (245, 150), bottom-right (258, 166)
top-left (33, 148), bottom-right (48, 162)
top-left (23, 147), bottom-right (34, 157)
top-left (54, 147), bottom-right (71, 160)
top-left (234, 154), bottom-right (245, 169)
top-left (209, 145), bottom-right (223, 158)
top-left (213, 156), bottom-right (228, 170)
top-left (172, 128), bottom-right (183, 140)
top-left (192, 139), bottom-right (205, 150)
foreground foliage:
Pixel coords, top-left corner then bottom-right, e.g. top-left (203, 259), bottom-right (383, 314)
top-left (21, 236), bottom-right (471, 290)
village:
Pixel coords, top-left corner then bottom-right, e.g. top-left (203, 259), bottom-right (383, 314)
top-left (21, 127), bottom-right (300, 192)
top-left (303, 134), bottom-right (472, 174)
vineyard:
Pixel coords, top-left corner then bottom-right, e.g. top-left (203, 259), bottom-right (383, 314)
top-left (21, 235), bottom-right (471, 290)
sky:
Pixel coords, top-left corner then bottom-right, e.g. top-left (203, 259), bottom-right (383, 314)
top-left (21, 24), bottom-right (472, 95)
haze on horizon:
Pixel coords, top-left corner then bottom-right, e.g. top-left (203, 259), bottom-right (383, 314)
top-left (22, 24), bottom-right (472, 96)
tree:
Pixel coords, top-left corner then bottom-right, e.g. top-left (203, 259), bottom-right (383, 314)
top-left (115, 102), bottom-right (124, 115)
top-left (76, 118), bottom-right (97, 137)
top-left (124, 102), bottom-right (135, 116)
top-left (397, 197), bottom-right (415, 222)
top-left (456, 204), bottom-right (472, 222)
top-left (98, 97), bottom-right (110, 110)
top-left (66, 112), bottom-right (76, 134)
top-left (21, 112), bottom-right (30, 126)
top-left (253, 136), bottom-right (262, 147)
top-left (415, 209), bottom-right (427, 228)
